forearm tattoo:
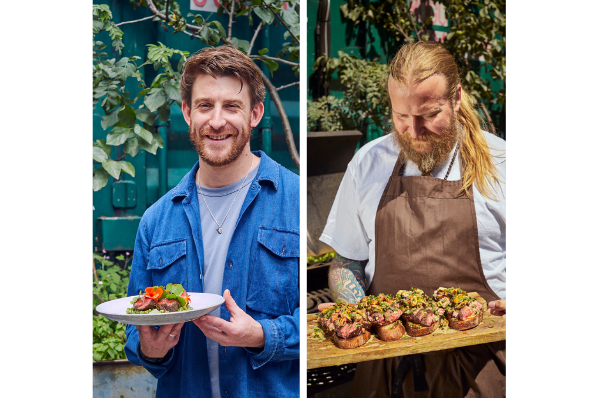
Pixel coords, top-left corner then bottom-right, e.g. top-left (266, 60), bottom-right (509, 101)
top-left (328, 254), bottom-right (368, 304)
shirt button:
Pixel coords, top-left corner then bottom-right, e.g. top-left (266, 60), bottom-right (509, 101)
top-left (229, 260), bottom-right (233, 269)
top-left (251, 186), bottom-right (255, 190)
top-left (159, 258), bottom-right (162, 265)
top-left (199, 273), bottom-right (203, 280)
top-left (225, 390), bottom-right (229, 397)
top-left (224, 347), bottom-right (227, 354)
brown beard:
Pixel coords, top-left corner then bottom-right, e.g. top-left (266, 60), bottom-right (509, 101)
top-left (189, 121), bottom-right (251, 167)
top-left (391, 122), bottom-right (459, 176)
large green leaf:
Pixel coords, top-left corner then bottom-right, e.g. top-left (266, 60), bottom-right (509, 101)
top-left (280, 10), bottom-right (299, 26)
top-left (134, 108), bottom-right (157, 125)
top-left (102, 159), bottom-right (122, 179)
top-left (93, 146), bottom-right (109, 163)
top-left (119, 161), bottom-right (135, 177)
top-left (100, 111), bottom-right (119, 130)
top-left (157, 102), bottom-right (170, 122)
top-left (144, 89), bottom-right (166, 112)
top-left (118, 105), bottom-right (136, 127)
top-left (200, 25), bottom-right (211, 44)
top-left (93, 139), bottom-right (111, 157)
top-left (209, 20), bottom-right (226, 39)
top-left (231, 38), bottom-right (250, 54)
top-left (123, 137), bottom-right (140, 157)
top-left (134, 124), bottom-right (153, 143)
top-left (253, 7), bottom-right (274, 25)
top-left (163, 80), bottom-right (181, 102)
top-left (93, 167), bottom-right (110, 191)
top-left (106, 127), bottom-right (134, 146)
top-left (257, 59), bottom-right (279, 75)
top-left (152, 132), bottom-right (164, 149)
top-left (138, 135), bottom-right (159, 155)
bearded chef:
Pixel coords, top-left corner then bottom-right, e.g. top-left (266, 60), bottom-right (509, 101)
top-left (319, 42), bottom-right (506, 398)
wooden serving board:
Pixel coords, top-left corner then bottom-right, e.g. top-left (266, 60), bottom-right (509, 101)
top-left (306, 293), bottom-right (505, 370)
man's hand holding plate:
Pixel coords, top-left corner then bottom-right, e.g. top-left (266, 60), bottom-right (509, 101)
top-left (193, 289), bottom-right (265, 348)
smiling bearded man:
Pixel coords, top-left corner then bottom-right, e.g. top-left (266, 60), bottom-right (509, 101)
top-left (124, 45), bottom-right (300, 398)
top-left (189, 118), bottom-right (252, 167)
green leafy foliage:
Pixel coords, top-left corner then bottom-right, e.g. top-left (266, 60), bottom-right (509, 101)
top-left (93, 6), bottom-right (188, 191)
top-left (93, 251), bottom-right (133, 361)
top-left (308, 53), bottom-right (391, 133)
top-left (326, 0), bottom-right (505, 135)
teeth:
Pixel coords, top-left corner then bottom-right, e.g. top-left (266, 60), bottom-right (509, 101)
top-left (208, 135), bottom-right (230, 141)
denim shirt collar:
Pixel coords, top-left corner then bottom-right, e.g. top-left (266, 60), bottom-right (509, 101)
top-left (170, 150), bottom-right (279, 202)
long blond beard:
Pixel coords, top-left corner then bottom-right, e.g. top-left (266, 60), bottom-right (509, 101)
top-left (392, 122), bottom-right (461, 176)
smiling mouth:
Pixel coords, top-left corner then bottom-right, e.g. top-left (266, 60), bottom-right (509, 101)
top-left (207, 134), bottom-right (232, 141)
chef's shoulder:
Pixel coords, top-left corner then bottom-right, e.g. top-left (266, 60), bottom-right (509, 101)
top-left (347, 134), bottom-right (398, 181)
top-left (482, 130), bottom-right (506, 166)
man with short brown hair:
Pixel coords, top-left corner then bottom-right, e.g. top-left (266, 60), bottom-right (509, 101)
top-left (125, 45), bottom-right (299, 398)
top-left (321, 42), bottom-right (506, 397)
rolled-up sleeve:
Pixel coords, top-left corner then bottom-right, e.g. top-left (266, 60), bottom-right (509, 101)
top-left (124, 216), bottom-right (175, 378)
top-left (320, 163), bottom-right (370, 260)
top-left (244, 306), bottom-right (299, 369)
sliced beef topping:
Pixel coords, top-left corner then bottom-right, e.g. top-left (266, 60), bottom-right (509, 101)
top-left (336, 322), bottom-right (369, 339)
top-left (457, 306), bottom-right (475, 321)
top-left (367, 309), bottom-right (403, 326)
top-left (133, 297), bottom-right (157, 311)
top-left (156, 298), bottom-right (180, 312)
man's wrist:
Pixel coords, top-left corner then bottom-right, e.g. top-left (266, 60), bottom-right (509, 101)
top-left (139, 346), bottom-right (170, 363)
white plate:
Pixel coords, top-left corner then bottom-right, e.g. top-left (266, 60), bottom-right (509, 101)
top-left (95, 293), bottom-right (224, 326)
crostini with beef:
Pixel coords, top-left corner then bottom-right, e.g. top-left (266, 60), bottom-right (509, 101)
top-left (360, 293), bottom-right (406, 341)
top-left (317, 301), bottom-right (372, 349)
top-left (434, 287), bottom-right (484, 331)
top-left (397, 288), bottom-right (444, 337)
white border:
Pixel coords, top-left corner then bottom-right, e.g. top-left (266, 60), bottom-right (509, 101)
top-left (299, 0), bottom-right (308, 397)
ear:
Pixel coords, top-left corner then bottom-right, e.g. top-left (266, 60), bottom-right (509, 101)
top-left (250, 102), bottom-right (265, 128)
top-left (181, 100), bottom-right (192, 126)
top-left (454, 84), bottom-right (462, 114)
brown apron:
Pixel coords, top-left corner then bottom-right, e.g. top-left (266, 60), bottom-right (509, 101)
top-left (351, 151), bottom-right (506, 398)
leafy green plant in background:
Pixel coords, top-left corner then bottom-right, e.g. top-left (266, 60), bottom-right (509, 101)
top-left (309, 0), bottom-right (505, 137)
top-left (309, 52), bottom-right (391, 133)
top-left (94, 0), bottom-right (300, 192)
top-left (93, 252), bottom-right (132, 361)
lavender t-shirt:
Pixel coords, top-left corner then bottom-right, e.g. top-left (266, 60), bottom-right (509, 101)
top-left (196, 165), bottom-right (258, 398)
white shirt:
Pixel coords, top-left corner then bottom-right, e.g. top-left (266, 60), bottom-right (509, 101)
top-left (320, 131), bottom-right (506, 300)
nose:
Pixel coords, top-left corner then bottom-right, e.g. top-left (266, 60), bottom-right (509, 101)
top-left (408, 117), bottom-right (423, 139)
top-left (208, 106), bottom-right (227, 130)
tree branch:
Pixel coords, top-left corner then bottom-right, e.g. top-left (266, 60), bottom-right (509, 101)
top-left (479, 101), bottom-right (496, 136)
top-left (276, 81), bottom-right (299, 91)
top-left (248, 21), bottom-right (263, 55)
top-left (390, 22), bottom-right (410, 40)
top-left (227, 0), bottom-right (235, 41)
top-left (250, 55), bottom-right (298, 67)
top-left (406, 8), bottom-right (420, 40)
top-left (180, 29), bottom-right (202, 40)
top-left (93, 258), bottom-right (99, 283)
top-left (262, 1), bottom-right (299, 45)
top-left (146, 0), bottom-right (202, 32)
top-left (258, 68), bottom-right (300, 169)
top-left (115, 15), bottom-right (155, 27)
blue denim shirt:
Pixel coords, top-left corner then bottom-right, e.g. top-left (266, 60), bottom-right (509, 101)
top-left (125, 151), bottom-right (299, 398)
